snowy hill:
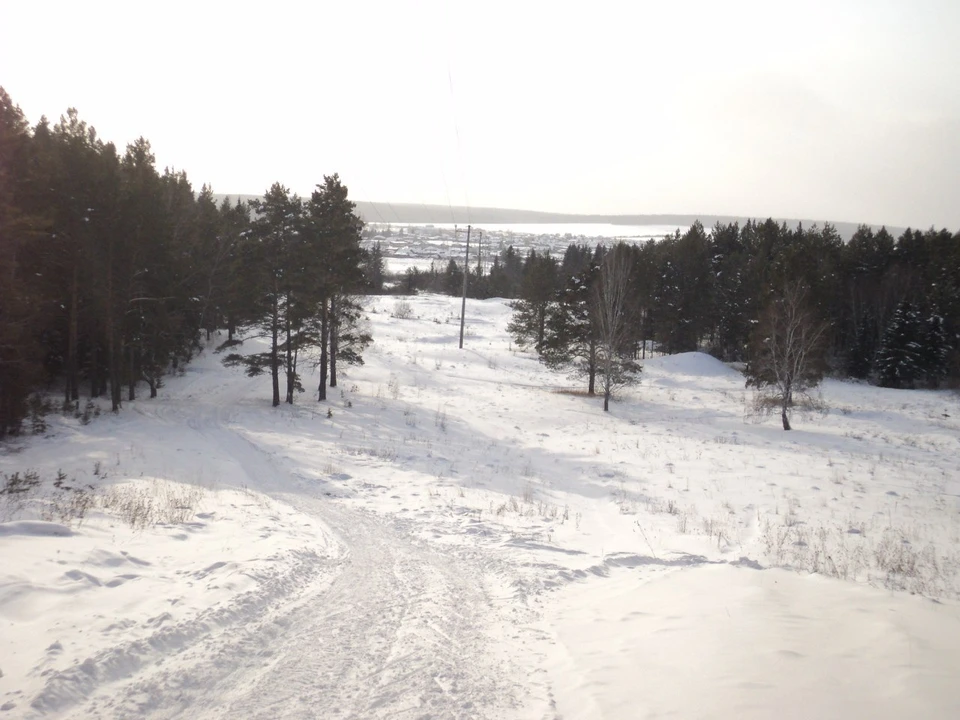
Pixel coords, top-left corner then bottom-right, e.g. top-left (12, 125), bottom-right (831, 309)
top-left (2, 294), bottom-right (959, 719)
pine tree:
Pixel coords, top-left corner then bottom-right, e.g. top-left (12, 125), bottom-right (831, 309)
top-left (918, 312), bottom-right (950, 387)
top-left (710, 222), bottom-right (752, 361)
top-left (507, 250), bottom-right (558, 351)
top-left (876, 301), bottom-right (923, 389)
top-left (841, 225), bottom-right (895, 381)
top-left (487, 246), bottom-right (524, 298)
top-left (223, 183), bottom-right (305, 407)
top-left (118, 138), bottom-right (173, 402)
top-left (0, 88), bottom-right (48, 436)
top-left (846, 311), bottom-right (878, 380)
top-left (443, 259), bottom-right (463, 296)
top-left (305, 174), bottom-right (367, 399)
top-left (540, 264), bottom-right (600, 395)
top-left (362, 241), bottom-right (385, 293)
top-left (217, 197), bottom-right (253, 341)
top-left (650, 223), bottom-right (714, 354)
top-left (192, 185), bottom-right (231, 340)
top-left (45, 109), bottom-right (116, 406)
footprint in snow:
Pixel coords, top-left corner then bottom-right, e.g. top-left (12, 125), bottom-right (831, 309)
top-left (64, 570), bottom-right (101, 586)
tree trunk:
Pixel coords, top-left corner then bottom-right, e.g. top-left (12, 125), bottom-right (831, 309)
top-left (108, 337), bottom-right (121, 411)
top-left (149, 376), bottom-right (157, 398)
top-left (285, 311), bottom-right (294, 404)
top-left (270, 298), bottom-right (280, 407)
top-left (587, 340), bottom-right (597, 395)
top-left (781, 391), bottom-right (792, 430)
top-left (90, 342), bottom-right (100, 398)
top-left (66, 263), bottom-right (80, 404)
top-left (128, 346), bottom-right (136, 402)
top-left (110, 347), bottom-right (122, 412)
top-left (330, 294), bottom-right (338, 388)
top-left (602, 352), bottom-right (613, 411)
top-left (537, 304), bottom-right (546, 349)
top-left (106, 250), bottom-right (121, 413)
top-left (317, 298), bottom-right (330, 402)
top-left (318, 297), bottom-right (328, 401)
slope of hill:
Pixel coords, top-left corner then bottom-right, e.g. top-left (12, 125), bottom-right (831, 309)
top-left (2, 293), bottom-right (958, 719)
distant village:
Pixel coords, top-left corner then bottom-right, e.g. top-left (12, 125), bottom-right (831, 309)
top-left (360, 223), bottom-right (668, 272)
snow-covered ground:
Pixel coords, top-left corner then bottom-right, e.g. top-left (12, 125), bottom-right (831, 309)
top-left (2, 293), bottom-right (959, 719)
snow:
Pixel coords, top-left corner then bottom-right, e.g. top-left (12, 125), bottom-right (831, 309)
top-left (547, 564), bottom-right (960, 719)
top-left (2, 293), bottom-right (959, 718)
top-left (647, 350), bottom-right (743, 378)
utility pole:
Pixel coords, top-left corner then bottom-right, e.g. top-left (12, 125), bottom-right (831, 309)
top-left (459, 224), bottom-right (471, 349)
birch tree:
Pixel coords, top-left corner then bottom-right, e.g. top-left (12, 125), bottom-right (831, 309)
top-left (745, 282), bottom-right (829, 430)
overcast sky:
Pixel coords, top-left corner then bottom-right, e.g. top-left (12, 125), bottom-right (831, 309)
top-left (3, 0), bottom-right (959, 228)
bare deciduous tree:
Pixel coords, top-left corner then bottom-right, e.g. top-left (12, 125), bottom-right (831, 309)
top-left (593, 245), bottom-right (640, 412)
top-left (746, 282), bottom-right (829, 430)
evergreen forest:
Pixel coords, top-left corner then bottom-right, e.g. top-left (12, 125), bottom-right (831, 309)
top-left (0, 89), bottom-right (376, 437)
top-left (2, 86), bottom-right (958, 436)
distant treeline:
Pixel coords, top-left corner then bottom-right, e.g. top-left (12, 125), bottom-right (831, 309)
top-left (0, 89), bottom-right (376, 437)
top-left (403, 219), bottom-right (960, 388)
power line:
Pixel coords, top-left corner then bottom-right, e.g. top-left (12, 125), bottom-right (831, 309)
top-left (459, 224), bottom-right (471, 349)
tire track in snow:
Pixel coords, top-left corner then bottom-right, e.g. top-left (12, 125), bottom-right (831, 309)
top-left (51, 397), bottom-right (550, 719)
top-left (210, 503), bottom-right (527, 720)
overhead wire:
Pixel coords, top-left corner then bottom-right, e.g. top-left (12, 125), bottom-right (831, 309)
top-left (441, 1), bottom-right (470, 227)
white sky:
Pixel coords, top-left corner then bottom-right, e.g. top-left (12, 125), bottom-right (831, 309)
top-left (2, 0), bottom-right (959, 228)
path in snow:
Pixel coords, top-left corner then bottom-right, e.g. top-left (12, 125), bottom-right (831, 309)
top-left (46, 391), bottom-right (551, 720)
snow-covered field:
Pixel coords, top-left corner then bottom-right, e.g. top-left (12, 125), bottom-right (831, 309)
top-left (2, 294), bottom-right (959, 719)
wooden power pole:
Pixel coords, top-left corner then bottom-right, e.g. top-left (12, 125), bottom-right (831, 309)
top-left (459, 224), bottom-right (471, 349)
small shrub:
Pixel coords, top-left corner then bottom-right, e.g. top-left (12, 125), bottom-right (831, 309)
top-left (522, 483), bottom-right (534, 504)
top-left (434, 406), bottom-right (447, 432)
top-left (388, 374), bottom-right (401, 400)
top-left (44, 472), bottom-right (95, 525)
top-left (392, 299), bottom-right (413, 320)
top-left (29, 395), bottom-right (52, 435)
top-left (99, 480), bottom-right (205, 531)
top-left (77, 399), bottom-right (100, 425)
top-left (1, 470), bottom-right (42, 519)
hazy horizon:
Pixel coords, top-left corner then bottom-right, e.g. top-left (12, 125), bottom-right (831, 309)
top-left (212, 195), bottom-right (909, 237)
top-left (3, 1), bottom-right (958, 229)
